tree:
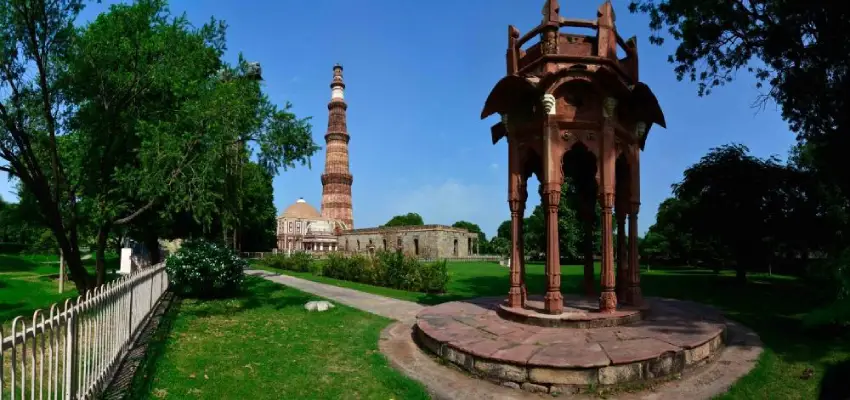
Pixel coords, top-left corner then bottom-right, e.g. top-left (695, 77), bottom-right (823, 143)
top-left (384, 213), bottom-right (424, 227)
top-left (63, 0), bottom-right (317, 283)
top-left (628, 0), bottom-right (850, 238)
top-left (0, 0), bottom-right (92, 290)
top-left (237, 162), bottom-right (277, 252)
top-left (642, 144), bottom-right (820, 280)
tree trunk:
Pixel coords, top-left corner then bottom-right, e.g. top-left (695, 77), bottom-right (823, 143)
top-left (95, 224), bottom-right (110, 286)
top-left (144, 233), bottom-right (161, 265)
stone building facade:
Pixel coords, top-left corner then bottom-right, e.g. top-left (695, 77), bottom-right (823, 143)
top-left (338, 225), bottom-right (479, 258)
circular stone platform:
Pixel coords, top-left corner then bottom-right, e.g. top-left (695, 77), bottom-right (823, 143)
top-left (414, 296), bottom-right (726, 392)
top-left (497, 295), bottom-right (649, 328)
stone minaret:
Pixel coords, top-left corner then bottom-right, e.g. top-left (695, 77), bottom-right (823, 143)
top-left (320, 64), bottom-right (354, 229)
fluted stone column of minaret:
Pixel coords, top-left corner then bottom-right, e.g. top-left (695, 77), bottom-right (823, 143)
top-left (320, 64), bottom-right (354, 229)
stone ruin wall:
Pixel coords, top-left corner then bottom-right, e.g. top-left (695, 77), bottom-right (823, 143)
top-left (338, 225), bottom-right (477, 258)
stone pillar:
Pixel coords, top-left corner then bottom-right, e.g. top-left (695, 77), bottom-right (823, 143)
top-left (599, 191), bottom-right (617, 313)
top-left (518, 181), bottom-right (528, 305)
top-left (543, 182), bottom-right (563, 314)
top-left (616, 211), bottom-right (628, 301)
top-left (507, 144), bottom-right (524, 308)
top-left (627, 202), bottom-right (644, 306)
top-left (599, 97), bottom-right (618, 313)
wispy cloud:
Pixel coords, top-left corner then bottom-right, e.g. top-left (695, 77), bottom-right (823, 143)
top-left (489, 163), bottom-right (499, 170)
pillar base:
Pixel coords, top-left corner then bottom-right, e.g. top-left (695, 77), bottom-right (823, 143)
top-left (508, 287), bottom-right (523, 308)
top-left (626, 285), bottom-right (643, 307)
top-left (543, 291), bottom-right (564, 314)
top-left (599, 290), bottom-right (617, 313)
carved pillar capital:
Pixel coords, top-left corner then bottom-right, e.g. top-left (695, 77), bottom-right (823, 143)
top-left (542, 183), bottom-right (561, 208)
top-left (600, 192), bottom-right (615, 209)
top-left (541, 94), bottom-right (556, 115)
top-left (518, 181), bottom-right (528, 204)
top-left (508, 199), bottom-right (522, 214)
top-left (602, 97), bottom-right (618, 120)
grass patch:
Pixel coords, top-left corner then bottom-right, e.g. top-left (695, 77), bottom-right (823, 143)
top-left (0, 253), bottom-right (119, 328)
top-left (132, 276), bottom-right (428, 400)
top-left (255, 260), bottom-right (850, 399)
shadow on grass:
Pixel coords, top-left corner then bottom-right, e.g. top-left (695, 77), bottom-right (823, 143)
top-left (124, 296), bottom-right (182, 400)
top-left (0, 254), bottom-right (41, 273)
top-left (819, 359), bottom-right (850, 400)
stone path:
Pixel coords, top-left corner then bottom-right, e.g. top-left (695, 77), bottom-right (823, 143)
top-left (245, 269), bottom-right (424, 322)
top-left (248, 269), bottom-right (763, 400)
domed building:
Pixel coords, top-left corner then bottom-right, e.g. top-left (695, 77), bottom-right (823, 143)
top-left (276, 198), bottom-right (346, 253)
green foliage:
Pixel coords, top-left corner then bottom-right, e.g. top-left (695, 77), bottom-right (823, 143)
top-left (383, 213), bottom-right (424, 227)
top-left (262, 252), bottom-right (313, 273)
top-left (0, 243), bottom-right (26, 254)
top-left (495, 178), bottom-right (604, 261)
top-left (644, 144), bottom-right (824, 280)
top-left (165, 239), bottom-right (246, 298)
top-left (322, 253), bottom-right (374, 284)
top-left (263, 251), bottom-right (449, 293)
top-left (804, 250), bottom-right (850, 329)
top-left (488, 237), bottom-right (510, 257)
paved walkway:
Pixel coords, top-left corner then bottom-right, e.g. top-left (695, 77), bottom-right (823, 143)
top-left (245, 269), bottom-right (424, 322)
top-left (247, 269), bottom-right (762, 400)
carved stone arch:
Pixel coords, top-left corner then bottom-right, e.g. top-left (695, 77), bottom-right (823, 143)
top-left (543, 73), bottom-right (594, 95)
top-left (519, 144), bottom-right (544, 182)
top-left (568, 129), bottom-right (600, 158)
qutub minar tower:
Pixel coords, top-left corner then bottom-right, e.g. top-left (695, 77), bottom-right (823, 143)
top-left (320, 64), bottom-right (354, 230)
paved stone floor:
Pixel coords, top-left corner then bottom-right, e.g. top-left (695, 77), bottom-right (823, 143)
top-left (418, 296), bottom-right (726, 370)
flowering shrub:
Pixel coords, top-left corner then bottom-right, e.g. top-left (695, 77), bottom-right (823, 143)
top-left (165, 239), bottom-right (246, 298)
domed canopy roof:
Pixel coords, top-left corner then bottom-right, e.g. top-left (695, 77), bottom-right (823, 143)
top-left (281, 198), bottom-right (321, 219)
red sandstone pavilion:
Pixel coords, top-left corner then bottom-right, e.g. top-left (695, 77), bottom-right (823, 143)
top-left (407, 2), bottom-right (748, 394)
top-left (481, 0), bottom-right (665, 315)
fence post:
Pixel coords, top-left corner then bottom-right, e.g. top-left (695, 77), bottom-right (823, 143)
top-left (127, 283), bottom-right (134, 343)
top-left (64, 309), bottom-right (79, 400)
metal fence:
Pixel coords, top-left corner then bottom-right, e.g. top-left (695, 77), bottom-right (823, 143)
top-left (1, 263), bottom-right (168, 400)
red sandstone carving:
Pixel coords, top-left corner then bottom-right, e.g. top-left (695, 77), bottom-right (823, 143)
top-left (321, 64), bottom-right (354, 229)
top-left (481, 0), bottom-right (665, 314)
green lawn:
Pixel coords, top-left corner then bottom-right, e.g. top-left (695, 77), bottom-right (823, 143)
top-left (132, 276), bottom-right (428, 400)
top-left (0, 253), bottom-right (119, 328)
top-left (255, 260), bottom-right (850, 399)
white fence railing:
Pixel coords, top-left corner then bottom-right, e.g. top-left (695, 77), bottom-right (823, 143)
top-left (1, 263), bottom-right (168, 400)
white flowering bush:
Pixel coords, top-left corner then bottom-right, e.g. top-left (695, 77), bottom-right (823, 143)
top-left (165, 239), bottom-right (246, 298)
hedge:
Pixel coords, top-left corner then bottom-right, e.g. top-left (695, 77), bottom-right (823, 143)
top-left (261, 251), bottom-right (449, 293)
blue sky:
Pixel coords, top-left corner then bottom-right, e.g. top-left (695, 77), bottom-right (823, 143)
top-left (1, 0), bottom-right (796, 239)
